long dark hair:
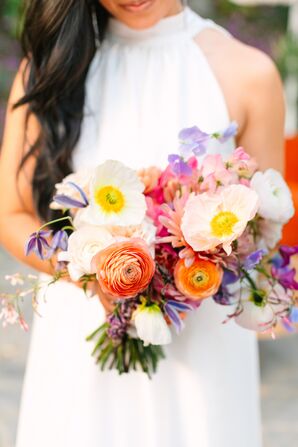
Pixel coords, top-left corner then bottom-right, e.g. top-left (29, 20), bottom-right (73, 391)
top-left (15, 0), bottom-right (109, 223)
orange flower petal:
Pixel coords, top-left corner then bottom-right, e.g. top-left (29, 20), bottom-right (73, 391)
top-left (92, 238), bottom-right (155, 299)
top-left (174, 258), bottom-right (223, 301)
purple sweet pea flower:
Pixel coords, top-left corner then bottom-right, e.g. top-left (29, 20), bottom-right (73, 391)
top-left (272, 265), bottom-right (298, 291)
top-left (25, 230), bottom-right (52, 260)
top-left (53, 181), bottom-right (89, 209)
top-left (178, 126), bottom-right (209, 159)
top-left (168, 154), bottom-right (193, 176)
top-left (218, 121), bottom-right (238, 143)
top-left (279, 245), bottom-right (298, 267)
top-left (244, 249), bottom-right (267, 271)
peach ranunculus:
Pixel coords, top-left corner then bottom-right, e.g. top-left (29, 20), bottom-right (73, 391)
top-left (174, 258), bottom-right (223, 301)
top-left (92, 238), bottom-right (155, 299)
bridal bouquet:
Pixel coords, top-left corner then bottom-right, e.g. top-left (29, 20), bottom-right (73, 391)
top-left (2, 123), bottom-right (298, 376)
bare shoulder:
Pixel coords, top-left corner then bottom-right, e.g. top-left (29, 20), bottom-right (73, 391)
top-left (194, 28), bottom-right (284, 132)
top-left (195, 27), bottom-right (280, 84)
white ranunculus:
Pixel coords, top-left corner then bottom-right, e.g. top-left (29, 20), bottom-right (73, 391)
top-left (258, 219), bottom-right (283, 249)
top-left (251, 169), bottom-right (294, 223)
top-left (134, 305), bottom-right (172, 346)
top-left (58, 226), bottom-right (114, 281)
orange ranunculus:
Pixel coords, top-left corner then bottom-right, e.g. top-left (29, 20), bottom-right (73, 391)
top-left (91, 238), bottom-right (155, 299)
top-left (174, 258), bottom-right (223, 301)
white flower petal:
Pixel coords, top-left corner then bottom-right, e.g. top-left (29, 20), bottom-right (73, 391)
top-left (251, 169), bottom-right (294, 223)
top-left (235, 301), bottom-right (275, 332)
top-left (134, 307), bottom-right (172, 346)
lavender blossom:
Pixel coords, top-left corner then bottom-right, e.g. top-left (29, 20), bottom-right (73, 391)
top-left (178, 126), bottom-right (209, 158)
top-left (107, 300), bottom-right (136, 341)
top-left (178, 122), bottom-right (238, 160)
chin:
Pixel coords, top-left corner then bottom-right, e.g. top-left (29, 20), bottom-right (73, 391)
top-left (119, 12), bottom-right (163, 30)
top-left (101, 0), bottom-right (182, 30)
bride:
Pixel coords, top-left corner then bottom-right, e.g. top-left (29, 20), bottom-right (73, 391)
top-left (0, 0), bottom-right (285, 446)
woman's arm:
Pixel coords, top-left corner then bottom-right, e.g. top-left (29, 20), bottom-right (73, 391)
top-left (0, 60), bottom-right (54, 274)
top-left (236, 48), bottom-right (285, 173)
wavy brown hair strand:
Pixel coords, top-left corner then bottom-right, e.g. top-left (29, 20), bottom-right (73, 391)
top-left (14, 0), bottom-right (109, 223)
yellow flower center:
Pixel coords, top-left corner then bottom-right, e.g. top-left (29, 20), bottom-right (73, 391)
top-left (191, 269), bottom-right (209, 288)
top-left (94, 185), bottom-right (125, 213)
top-left (211, 211), bottom-right (239, 238)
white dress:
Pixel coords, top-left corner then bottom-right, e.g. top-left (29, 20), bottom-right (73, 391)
top-left (16, 7), bottom-right (262, 447)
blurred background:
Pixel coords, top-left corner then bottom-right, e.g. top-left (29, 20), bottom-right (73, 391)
top-left (0, 0), bottom-right (298, 446)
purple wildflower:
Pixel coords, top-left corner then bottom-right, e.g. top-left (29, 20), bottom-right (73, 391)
top-left (51, 230), bottom-right (68, 252)
top-left (244, 249), bottom-right (267, 271)
top-left (168, 154), bottom-right (193, 176)
top-left (164, 300), bottom-right (196, 333)
top-left (53, 182), bottom-right (89, 209)
top-left (25, 231), bottom-right (52, 260)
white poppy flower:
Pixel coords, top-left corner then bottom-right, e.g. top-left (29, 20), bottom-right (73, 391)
top-left (134, 304), bottom-right (172, 346)
top-left (58, 226), bottom-right (114, 281)
top-left (84, 160), bottom-right (147, 226)
top-left (251, 169), bottom-right (294, 224)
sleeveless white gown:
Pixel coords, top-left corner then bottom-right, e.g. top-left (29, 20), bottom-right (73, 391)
top-left (16, 7), bottom-right (263, 447)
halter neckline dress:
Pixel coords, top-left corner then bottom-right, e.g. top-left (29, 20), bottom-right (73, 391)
top-left (16, 7), bottom-right (262, 447)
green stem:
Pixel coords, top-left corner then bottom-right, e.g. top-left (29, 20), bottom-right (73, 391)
top-left (241, 268), bottom-right (258, 290)
top-left (38, 216), bottom-right (73, 232)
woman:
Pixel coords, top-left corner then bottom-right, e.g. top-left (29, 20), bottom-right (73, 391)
top-left (0, 0), bottom-right (284, 446)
